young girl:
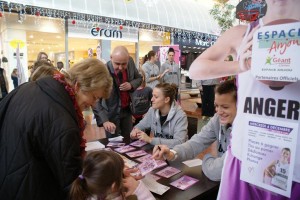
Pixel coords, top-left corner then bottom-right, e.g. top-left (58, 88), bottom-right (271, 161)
top-left (70, 151), bottom-right (155, 200)
top-left (131, 69), bottom-right (153, 126)
top-left (130, 83), bottom-right (188, 148)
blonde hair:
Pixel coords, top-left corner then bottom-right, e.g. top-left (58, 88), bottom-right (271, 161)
top-left (31, 65), bottom-right (58, 81)
top-left (65, 58), bottom-right (112, 99)
top-left (138, 67), bottom-right (146, 88)
top-left (30, 61), bottom-right (56, 81)
top-left (155, 83), bottom-right (177, 105)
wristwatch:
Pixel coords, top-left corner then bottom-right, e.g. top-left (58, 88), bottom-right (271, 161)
top-left (169, 149), bottom-right (178, 161)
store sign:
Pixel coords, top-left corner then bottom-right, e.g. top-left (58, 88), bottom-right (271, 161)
top-left (174, 37), bottom-right (215, 48)
top-left (195, 39), bottom-right (213, 47)
top-left (69, 21), bottom-right (138, 42)
top-left (91, 28), bottom-right (123, 39)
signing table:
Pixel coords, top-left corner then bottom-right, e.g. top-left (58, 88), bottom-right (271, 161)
top-left (97, 138), bottom-right (220, 200)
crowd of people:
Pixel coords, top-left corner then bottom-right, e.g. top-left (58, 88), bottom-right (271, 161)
top-left (1, 1), bottom-right (299, 198)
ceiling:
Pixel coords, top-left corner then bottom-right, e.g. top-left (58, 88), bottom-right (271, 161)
top-left (8, 0), bottom-right (240, 34)
top-left (1, 0), bottom-right (241, 64)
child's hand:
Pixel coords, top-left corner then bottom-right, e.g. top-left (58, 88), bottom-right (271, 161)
top-left (123, 176), bottom-right (139, 197)
top-left (123, 167), bottom-right (143, 180)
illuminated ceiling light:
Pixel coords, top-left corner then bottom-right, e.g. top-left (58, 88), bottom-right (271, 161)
top-left (56, 35), bottom-right (61, 39)
top-left (29, 35), bottom-right (34, 38)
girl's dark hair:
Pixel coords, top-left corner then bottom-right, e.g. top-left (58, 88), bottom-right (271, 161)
top-left (215, 79), bottom-right (237, 102)
top-left (143, 50), bottom-right (156, 63)
top-left (155, 83), bottom-right (177, 105)
top-left (70, 151), bottom-right (125, 200)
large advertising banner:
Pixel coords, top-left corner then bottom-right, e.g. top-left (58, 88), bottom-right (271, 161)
top-left (241, 22), bottom-right (300, 197)
top-left (152, 45), bottom-right (180, 68)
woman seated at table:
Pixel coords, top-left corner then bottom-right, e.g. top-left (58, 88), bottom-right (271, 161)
top-left (153, 80), bottom-right (237, 181)
top-left (130, 83), bottom-right (188, 148)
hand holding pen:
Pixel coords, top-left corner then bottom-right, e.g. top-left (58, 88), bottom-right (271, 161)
top-left (152, 145), bottom-right (171, 164)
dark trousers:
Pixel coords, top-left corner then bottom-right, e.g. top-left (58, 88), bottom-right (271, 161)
top-left (105, 107), bottom-right (133, 141)
top-left (201, 85), bottom-right (216, 117)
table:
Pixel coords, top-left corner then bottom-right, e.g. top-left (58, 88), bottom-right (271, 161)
top-left (98, 138), bottom-right (220, 200)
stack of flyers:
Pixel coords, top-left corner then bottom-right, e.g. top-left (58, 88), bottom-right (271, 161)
top-left (135, 154), bottom-right (152, 162)
top-left (114, 145), bottom-right (136, 153)
top-left (106, 142), bottom-right (125, 147)
top-left (156, 166), bottom-right (181, 178)
top-left (129, 140), bottom-right (147, 147)
top-left (137, 158), bottom-right (158, 176)
top-left (126, 150), bottom-right (148, 158)
top-left (170, 175), bottom-right (199, 190)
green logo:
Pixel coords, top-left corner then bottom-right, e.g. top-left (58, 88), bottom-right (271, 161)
top-left (265, 56), bottom-right (272, 65)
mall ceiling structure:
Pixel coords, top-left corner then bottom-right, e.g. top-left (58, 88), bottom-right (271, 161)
top-left (4, 0), bottom-right (239, 35)
top-left (0, 0), bottom-right (240, 61)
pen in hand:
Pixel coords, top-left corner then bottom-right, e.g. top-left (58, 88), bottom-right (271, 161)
top-left (157, 145), bottom-right (170, 166)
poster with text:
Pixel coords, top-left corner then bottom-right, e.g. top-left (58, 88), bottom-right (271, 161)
top-left (240, 117), bottom-right (298, 197)
top-left (251, 22), bottom-right (300, 82)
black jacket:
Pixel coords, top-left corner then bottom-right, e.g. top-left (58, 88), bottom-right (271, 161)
top-left (93, 58), bottom-right (142, 129)
top-left (0, 76), bottom-right (82, 200)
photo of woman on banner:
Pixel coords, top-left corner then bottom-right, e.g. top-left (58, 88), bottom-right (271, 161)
top-left (189, 0), bottom-right (300, 199)
top-left (264, 147), bottom-right (291, 191)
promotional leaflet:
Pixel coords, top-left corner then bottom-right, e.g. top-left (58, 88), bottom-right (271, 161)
top-left (240, 117), bottom-right (298, 197)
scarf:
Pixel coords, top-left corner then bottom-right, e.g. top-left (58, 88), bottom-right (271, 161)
top-left (53, 73), bottom-right (86, 156)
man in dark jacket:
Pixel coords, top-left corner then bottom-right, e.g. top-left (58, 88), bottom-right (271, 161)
top-left (0, 77), bottom-right (82, 199)
top-left (93, 46), bottom-right (142, 140)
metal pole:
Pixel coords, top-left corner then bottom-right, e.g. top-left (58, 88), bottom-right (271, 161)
top-left (64, 16), bottom-right (69, 69)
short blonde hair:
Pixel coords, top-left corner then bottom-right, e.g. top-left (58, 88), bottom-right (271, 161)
top-left (31, 65), bottom-right (58, 81)
top-left (66, 58), bottom-right (112, 99)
